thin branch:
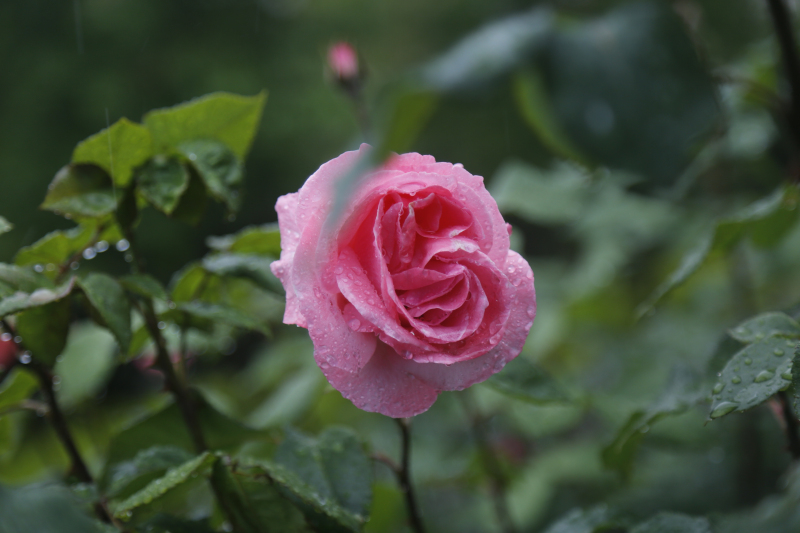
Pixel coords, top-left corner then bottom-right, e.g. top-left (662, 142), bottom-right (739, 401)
top-left (371, 452), bottom-right (401, 474)
top-left (778, 391), bottom-right (800, 459)
top-left (458, 391), bottom-right (517, 533)
top-left (394, 418), bottom-right (427, 533)
top-left (766, 0), bottom-right (800, 147)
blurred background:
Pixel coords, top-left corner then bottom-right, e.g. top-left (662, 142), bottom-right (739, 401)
top-left (3, 0), bottom-right (800, 532)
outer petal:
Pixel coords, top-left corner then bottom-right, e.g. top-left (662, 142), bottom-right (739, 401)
top-left (321, 341), bottom-right (440, 418)
top-left (400, 250), bottom-right (535, 390)
top-left (270, 192), bottom-right (306, 327)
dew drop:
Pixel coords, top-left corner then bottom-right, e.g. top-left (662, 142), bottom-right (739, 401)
top-left (744, 358), bottom-right (752, 365)
top-left (773, 349), bottom-right (785, 357)
top-left (731, 376), bottom-right (742, 384)
top-left (19, 353), bottom-right (31, 364)
top-left (14, 336), bottom-right (22, 344)
top-left (712, 382), bottom-right (724, 394)
top-left (526, 306), bottom-right (536, 318)
top-left (754, 370), bottom-right (774, 383)
top-left (788, 340), bottom-right (797, 347)
top-left (34, 264), bottom-right (44, 273)
top-left (755, 332), bottom-right (765, 340)
top-left (116, 239), bottom-right (130, 252)
top-left (402, 350), bottom-right (414, 360)
top-left (710, 401), bottom-right (738, 419)
top-left (348, 319), bottom-right (361, 330)
top-left (512, 278), bottom-right (522, 286)
top-left (0, 333), bottom-right (11, 342)
top-left (781, 371), bottom-right (793, 380)
top-left (507, 266), bottom-right (516, 274)
top-left (334, 266), bottom-right (344, 275)
top-left (82, 247), bottom-right (97, 260)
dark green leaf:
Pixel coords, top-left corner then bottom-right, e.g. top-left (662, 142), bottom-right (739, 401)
top-left (163, 301), bottom-right (269, 336)
top-left (72, 118), bottom-right (152, 187)
top-left (169, 171), bottom-right (209, 226)
top-left (143, 91), bottom-right (267, 159)
top-left (105, 446), bottom-right (194, 498)
top-left (603, 365), bottom-right (702, 477)
top-left (41, 164), bottom-right (117, 218)
top-left (15, 224), bottom-right (95, 268)
top-left (135, 514), bottom-right (217, 533)
top-left (202, 254), bottom-right (280, 293)
top-left (206, 224), bottom-right (281, 256)
top-left (178, 140), bottom-right (243, 212)
top-left (708, 335), bottom-right (795, 420)
top-left (0, 264), bottom-right (53, 293)
top-left (0, 278), bottom-right (74, 318)
top-left (729, 312), bottom-right (800, 343)
top-left (119, 274), bottom-right (168, 301)
top-left (0, 368), bottom-right (38, 410)
top-left (53, 323), bottom-right (117, 409)
top-left (542, 505), bottom-right (623, 533)
top-left (630, 512), bottom-right (711, 533)
top-left (0, 484), bottom-right (103, 533)
top-left (541, 1), bottom-right (719, 186)
top-left (638, 186), bottom-right (800, 317)
top-left (126, 325), bottom-right (152, 359)
top-left (210, 460), bottom-right (311, 533)
top-left (136, 156), bottom-right (189, 214)
top-left (169, 263), bottom-right (219, 303)
top-left (15, 299), bottom-right (71, 366)
top-left (485, 356), bottom-right (571, 404)
top-left (790, 342), bottom-right (800, 414)
top-left (77, 273), bottom-right (132, 352)
top-left (111, 451), bottom-right (217, 518)
top-left (420, 7), bottom-right (553, 91)
top-left (275, 427), bottom-right (372, 520)
top-left (0, 217), bottom-right (12, 236)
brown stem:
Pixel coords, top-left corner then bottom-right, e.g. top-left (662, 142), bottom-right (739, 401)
top-left (766, 0), bottom-right (800, 148)
top-left (394, 418), bottom-right (427, 533)
top-left (458, 391), bottom-right (517, 533)
top-left (778, 391), bottom-right (800, 459)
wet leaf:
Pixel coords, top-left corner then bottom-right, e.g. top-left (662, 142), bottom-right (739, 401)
top-left (105, 446), bottom-right (195, 498)
top-left (178, 139), bottom-right (243, 212)
top-left (206, 224), bottom-right (281, 256)
top-left (0, 217), bottom-right (12, 236)
top-left (0, 278), bottom-right (75, 318)
top-left (168, 170), bottom-right (208, 226)
top-left (630, 512), bottom-right (711, 533)
top-left (53, 322), bottom-right (117, 409)
top-left (202, 254), bottom-right (279, 293)
top-left (41, 164), bottom-right (117, 218)
top-left (119, 274), bottom-right (168, 301)
top-left (0, 368), bottom-right (38, 410)
top-left (143, 91), bottom-right (267, 159)
top-left (0, 264), bottom-right (53, 293)
top-left (0, 484), bottom-right (104, 533)
top-left (728, 312), bottom-right (800, 343)
top-left (708, 335), bottom-right (794, 420)
top-left (72, 117), bottom-right (152, 187)
top-left (136, 156), bottom-right (190, 214)
top-left (78, 273), bottom-right (132, 352)
top-left (485, 356), bottom-right (571, 404)
top-left (542, 505), bottom-right (623, 533)
top-left (15, 221), bottom-right (119, 269)
top-left (15, 299), bottom-right (71, 366)
top-left (163, 301), bottom-right (269, 336)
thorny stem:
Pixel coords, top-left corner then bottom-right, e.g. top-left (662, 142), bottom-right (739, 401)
top-left (458, 391), bottom-right (518, 533)
top-left (778, 391), bottom-right (800, 460)
top-left (0, 319), bottom-right (116, 525)
top-left (394, 418), bottom-right (428, 533)
top-left (766, 0), bottom-right (800, 151)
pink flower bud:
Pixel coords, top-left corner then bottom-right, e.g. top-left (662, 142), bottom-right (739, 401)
top-left (328, 42), bottom-right (359, 81)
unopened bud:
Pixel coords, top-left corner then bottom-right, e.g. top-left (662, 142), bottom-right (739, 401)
top-left (327, 42), bottom-right (359, 82)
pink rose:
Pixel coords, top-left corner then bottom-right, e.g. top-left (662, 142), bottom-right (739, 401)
top-left (271, 145), bottom-right (536, 417)
top-left (327, 42), bottom-right (360, 81)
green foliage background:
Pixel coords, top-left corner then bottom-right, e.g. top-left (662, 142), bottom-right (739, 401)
top-left (1, 1), bottom-right (800, 532)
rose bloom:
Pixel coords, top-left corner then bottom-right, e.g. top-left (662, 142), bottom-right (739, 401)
top-left (271, 146), bottom-right (536, 417)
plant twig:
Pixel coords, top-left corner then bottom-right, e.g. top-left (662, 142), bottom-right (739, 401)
top-left (394, 418), bottom-right (427, 533)
top-left (778, 391), bottom-right (800, 459)
top-left (458, 391), bottom-right (517, 533)
top-left (766, 0), bottom-right (800, 147)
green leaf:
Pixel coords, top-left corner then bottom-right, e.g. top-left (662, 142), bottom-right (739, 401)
top-left (542, 505), bottom-right (623, 533)
top-left (638, 185), bottom-right (800, 317)
top-left (41, 164), bottom-right (117, 218)
top-left (210, 460), bottom-right (311, 533)
top-left (169, 263), bottom-right (219, 303)
top-left (126, 325), bottom-right (152, 359)
top-left (143, 91), bottom-right (267, 159)
top-left (376, 89), bottom-right (438, 158)
top-left (111, 451), bottom-right (217, 518)
top-left (0, 368), bottom-right (38, 410)
top-left (15, 224), bottom-right (95, 268)
top-left (245, 367), bottom-right (323, 428)
top-left (729, 312), bottom-right (800, 343)
top-left (485, 356), bottom-right (571, 404)
top-left (489, 162), bottom-right (588, 225)
top-left (105, 446), bottom-right (195, 498)
top-left (164, 301), bottom-right (269, 335)
top-left (0, 264), bottom-right (53, 292)
top-left (202, 254), bottom-right (280, 293)
top-left (178, 140), bottom-right (243, 212)
top-left (135, 514), bottom-right (217, 533)
top-left (169, 171), bottom-right (209, 226)
top-left (0, 484), bottom-right (104, 533)
top-left (630, 512), bottom-right (711, 533)
top-left (53, 322), bottom-right (117, 409)
top-left (708, 335), bottom-right (795, 420)
top-left (105, 392), bottom-right (265, 466)
top-left (206, 224), bottom-right (281, 256)
top-left (275, 427), bottom-right (373, 521)
top-left (0, 217), bottom-right (12, 236)
top-left (77, 273), bottom-right (132, 352)
top-left (0, 278), bottom-right (75, 318)
top-left (603, 365), bottom-right (702, 477)
top-left (15, 299), bottom-right (71, 366)
top-left (119, 274), bottom-right (168, 301)
top-left (136, 156), bottom-right (190, 214)
top-left (789, 342), bottom-right (800, 414)
top-left (72, 117), bottom-right (153, 187)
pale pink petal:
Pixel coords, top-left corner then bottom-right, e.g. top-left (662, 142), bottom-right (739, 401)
top-left (321, 341), bottom-right (440, 418)
top-left (270, 192), bottom-right (306, 327)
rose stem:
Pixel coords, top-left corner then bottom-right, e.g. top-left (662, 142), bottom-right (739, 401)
top-left (765, 0), bottom-right (800, 150)
top-left (394, 417), bottom-right (428, 533)
top-left (0, 318), bottom-right (117, 526)
top-left (458, 390), bottom-right (517, 533)
top-left (778, 391), bottom-right (800, 459)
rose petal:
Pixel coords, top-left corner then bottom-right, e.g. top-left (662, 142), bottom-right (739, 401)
top-left (321, 341), bottom-right (440, 418)
top-left (270, 192), bottom-right (306, 327)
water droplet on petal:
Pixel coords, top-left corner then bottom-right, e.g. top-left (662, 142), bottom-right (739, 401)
top-left (348, 319), bottom-right (361, 330)
top-left (526, 306), bottom-right (536, 318)
top-left (334, 266), bottom-right (344, 275)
